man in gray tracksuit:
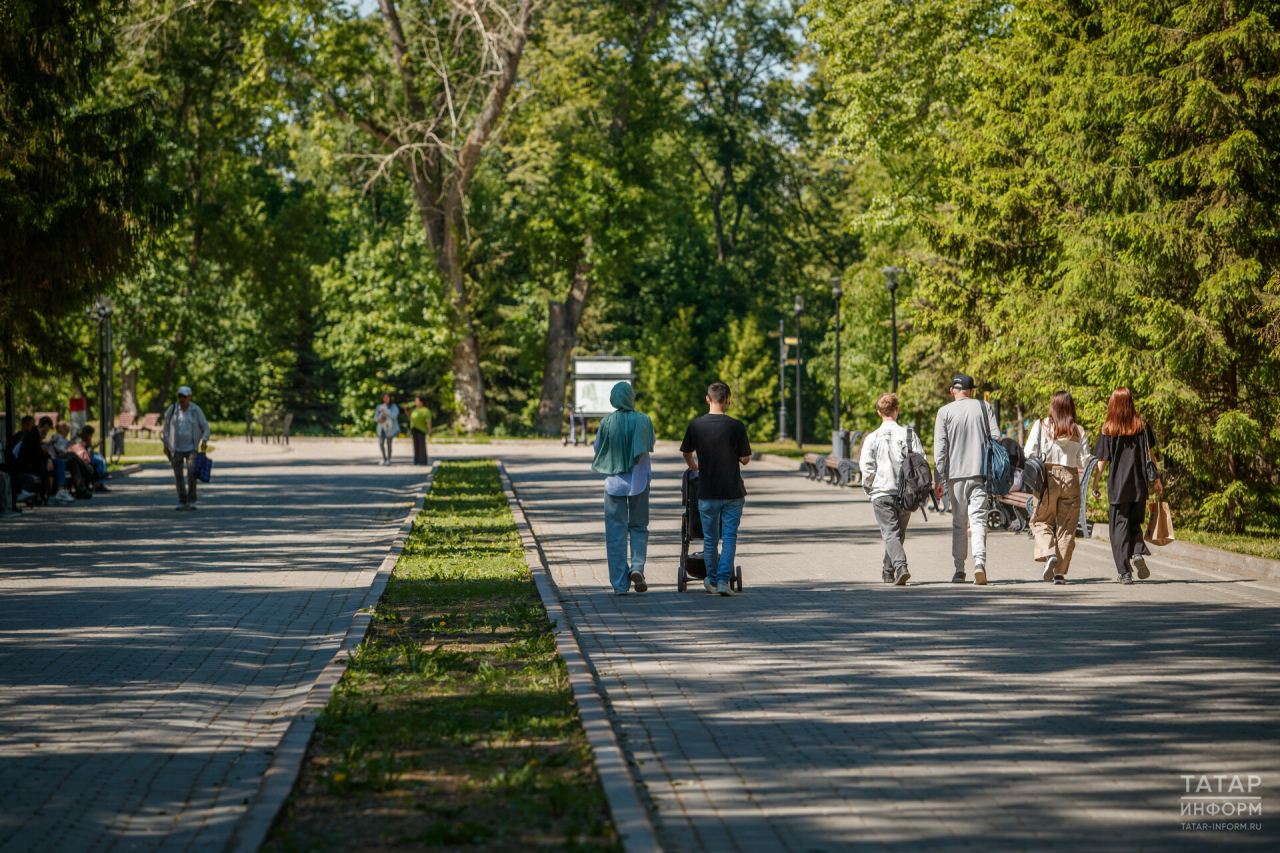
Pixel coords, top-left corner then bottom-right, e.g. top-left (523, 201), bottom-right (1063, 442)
top-left (933, 374), bottom-right (1001, 584)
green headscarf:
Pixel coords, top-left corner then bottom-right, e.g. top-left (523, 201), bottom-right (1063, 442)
top-left (591, 382), bottom-right (655, 476)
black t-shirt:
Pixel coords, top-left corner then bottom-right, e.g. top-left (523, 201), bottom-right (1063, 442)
top-left (680, 414), bottom-right (752, 500)
top-left (1095, 424), bottom-right (1157, 504)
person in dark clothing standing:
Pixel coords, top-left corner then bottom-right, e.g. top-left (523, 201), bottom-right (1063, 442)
top-left (680, 382), bottom-right (752, 596)
top-left (1091, 387), bottom-right (1162, 583)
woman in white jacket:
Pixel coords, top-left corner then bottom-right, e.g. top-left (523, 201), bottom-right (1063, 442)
top-left (1024, 391), bottom-right (1091, 584)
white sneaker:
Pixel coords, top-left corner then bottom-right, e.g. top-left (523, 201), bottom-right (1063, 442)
top-left (716, 581), bottom-right (735, 597)
top-left (973, 565), bottom-right (987, 585)
top-left (53, 489), bottom-right (74, 505)
top-left (16, 490), bottom-right (34, 503)
top-left (1042, 555), bottom-right (1058, 582)
top-left (703, 578), bottom-right (716, 594)
top-left (630, 571), bottom-right (648, 593)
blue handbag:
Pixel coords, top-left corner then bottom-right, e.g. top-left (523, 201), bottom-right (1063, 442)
top-left (194, 452), bottom-right (213, 483)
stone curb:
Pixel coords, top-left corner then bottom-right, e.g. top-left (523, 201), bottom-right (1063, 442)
top-left (1085, 528), bottom-right (1280, 584)
top-left (111, 463), bottom-right (145, 477)
top-left (496, 460), bottom-right (663, 853)
top-left (225, 461), bottom-right (439, 853)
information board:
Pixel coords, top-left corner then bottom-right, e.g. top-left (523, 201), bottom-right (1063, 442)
top-left (571, 356), bottom-right (635, 417)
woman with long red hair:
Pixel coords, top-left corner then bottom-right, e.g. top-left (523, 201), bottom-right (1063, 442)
top-left (1090, 388), bottom-right (1163, 583)
top-left (1023, 391), bottom-right (1091, 584)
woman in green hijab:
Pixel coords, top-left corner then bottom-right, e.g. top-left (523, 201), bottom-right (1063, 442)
top-left (592, 381), bottom-right (656, 595)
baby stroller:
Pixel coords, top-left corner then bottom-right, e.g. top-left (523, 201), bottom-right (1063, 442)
top-left (677, 468), bottom-right (743, 593)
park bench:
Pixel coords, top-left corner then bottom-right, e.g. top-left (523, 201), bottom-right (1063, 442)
top-left (992, 456), bottom-right (1098, 537)
top-left (115, 412), bottom-right (138, 435)
top-left (802, 453), bottom-right (862, 488)
top-left (34, 411), bottom-right (59, 427)
top-left (137, 412), bottom-right (162, 437)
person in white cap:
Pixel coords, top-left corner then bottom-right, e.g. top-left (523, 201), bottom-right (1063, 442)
top-left (162, 385), bottom-right (210, 510)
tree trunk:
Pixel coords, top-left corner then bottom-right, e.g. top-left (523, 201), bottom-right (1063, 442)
top-left (535, 240), bottom-right (593, 435)
top-left (443, 219), bottom-right (487, 432)
top-left (121, 360), bottom-right (139, 415)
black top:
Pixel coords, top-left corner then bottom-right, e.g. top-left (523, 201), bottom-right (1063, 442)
top-left (680, 414), bottom-right (752, 500)
top-left (1095, 424), bottom-right (1157, 504)
top-left (12, 427), bottom-right (47, 477)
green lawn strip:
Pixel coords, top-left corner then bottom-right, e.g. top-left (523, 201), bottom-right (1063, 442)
top-left (263, 460), bottom-right (619, 853)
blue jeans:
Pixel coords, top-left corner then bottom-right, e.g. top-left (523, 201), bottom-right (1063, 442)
top-left (604, 488), bottom-right (649, 593)
top-left (698, 497), bottom-right (745, 585)
top-left (50, 457), bottom-right (67, 487)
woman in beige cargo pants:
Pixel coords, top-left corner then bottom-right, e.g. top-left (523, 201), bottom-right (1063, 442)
top-left (1024, 391), bottom-right (1091, 584)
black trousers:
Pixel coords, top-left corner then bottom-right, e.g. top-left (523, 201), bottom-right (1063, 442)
top-left (411, 428), bottom-right (429, 465)
top-left (1108, 500), bottom-right (1150, 574)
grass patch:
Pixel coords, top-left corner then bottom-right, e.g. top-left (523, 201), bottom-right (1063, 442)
top-left (263, 460), bottom-right (619, 853)
top-left (1170, 528), bottom-right (1280, 562)
top-left (752, 441), bottom-right (837, 459)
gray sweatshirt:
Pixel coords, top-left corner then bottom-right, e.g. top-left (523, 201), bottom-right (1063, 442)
top-left (933, 397), bottom-right (1000, 482)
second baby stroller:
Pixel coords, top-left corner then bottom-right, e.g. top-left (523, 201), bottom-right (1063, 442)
top-left (676, 468), bottom-right (743, 593)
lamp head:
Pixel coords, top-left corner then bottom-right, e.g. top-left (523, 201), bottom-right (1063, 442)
top-left (831, 276), bottom-right (842, 300)
top-left (881, 266), bottom-right (902, 292)
top-left (794, 294), bottom-right (804, 314)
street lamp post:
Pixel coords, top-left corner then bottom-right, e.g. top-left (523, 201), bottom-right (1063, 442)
top-left (777, 319), bottom-right (787, 442)
top-left (794, 294), bottom-right (803, 449)
top-left (832, 277), bottom-right (843, 454)
top-left (882, 267), bottom-right (902, 392)
top-left (88, 298), bottom-right (115, 460)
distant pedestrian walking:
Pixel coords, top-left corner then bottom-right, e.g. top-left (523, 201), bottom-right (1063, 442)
top-left (410, 397), bottom-right (431, 466)
top-left (591, 382), bottom-right (655, 595)
top-left (860, 393), bottom-right (922, 586)
top-left (1091, 388), bottom-right (1162, 584)
top-left (933, 374), bottom-right (1001, 584)
top-left (162, 385), bottom-right (210, 511)
top-left (1024, 392), bottom-right (1091, 584)
top-left (680, 382), bottom-right (752, 596)
top-left (374, 394), bottom-right (400, 465)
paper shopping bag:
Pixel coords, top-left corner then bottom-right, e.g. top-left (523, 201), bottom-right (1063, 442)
top-left (1145, 501), bottom-right (1175, 546)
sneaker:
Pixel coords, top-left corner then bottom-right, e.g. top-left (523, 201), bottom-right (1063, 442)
top-left (1131, 555), bottom-right (1150, 580)
top-left (1119, 572), bottom-right (1134, 585)
top-left (93, 482), bottom-right (111, 493)
top-left (973, 565), bottom-right (987, 585)
top-left (716, 581), bottom-right (735, 597)
top-left (951, 571), bottom-right (966, 583)
top-left (74, 490), bottom-right (92, 500)
top-left (703, 578), bottom-right (716, 594)
top-left (882, 570), bottom-right (895, 584)
top-left (1043, 555), bottom-right (1058, 582)
top-left (894, 567), bottom-right (911, 586)
top-left (53, 489), bottom-right (74, 505)
top-left (630, 571), bottom-right (648, 593)
top-left (16, 490), bottom-right (35, 503)
top-left (176, 502), bottom-right (188, 511)
top-left (1053, 574), bottom-right (1066, 585)
top-left (187, 502), bottom-right (197, 511)
top-left (613, 589), bottom-right (629, 596)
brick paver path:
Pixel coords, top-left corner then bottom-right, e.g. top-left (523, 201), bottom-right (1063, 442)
top-left (0, 439), bottom-right (424, 853)
top-left (491, 443), bottom-right (1280, 852)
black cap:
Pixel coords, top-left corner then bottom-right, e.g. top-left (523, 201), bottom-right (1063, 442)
top-left (951, 374), bottom-right (976, 391)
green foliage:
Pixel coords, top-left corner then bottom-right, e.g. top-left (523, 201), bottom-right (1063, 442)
top-left (0, 0), bottom-right (168, 377)
top-left (717, 315), bottom-right (778, 442)
top-left (813, 0), bottom-right (1280, 530)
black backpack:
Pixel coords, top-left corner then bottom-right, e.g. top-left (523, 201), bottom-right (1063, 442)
top-left (897, 428), bottom-right (934, 516)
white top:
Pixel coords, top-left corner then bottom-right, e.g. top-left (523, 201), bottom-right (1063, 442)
top-left (593, 433), bottom-right (651, 497)
top-left (859, 420), bottom-right (920, 501)
top-left (164, 402), bottom-right (210, 453)
top-left (374, 403), bottom-right (400, 437)
top-left (1024, 419), bottom-right (1091, 469)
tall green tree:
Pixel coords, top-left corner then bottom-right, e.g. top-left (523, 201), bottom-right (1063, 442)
top-left (0, 0), bottom-right (166, 380)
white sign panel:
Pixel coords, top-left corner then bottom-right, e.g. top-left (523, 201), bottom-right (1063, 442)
top-left (574, 358), bottom-right (632, 376)
top-left (575, 379), bottom-right (630, 416)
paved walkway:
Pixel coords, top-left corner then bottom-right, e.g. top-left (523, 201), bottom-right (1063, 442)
top-left (490, 443), bottom-right (1280, 852)
top-left (0, 439), bottom-right (424, 853)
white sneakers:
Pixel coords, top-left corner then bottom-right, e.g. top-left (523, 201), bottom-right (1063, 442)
top-left (53, 489), bottom-right (75, 505)
top-left (716, 581), bottom-right (735, 596)
top-left (703, 578), bottom-right (716, 594)
top-left (973, 565), bottom-right (987, 585)
top-left (630, 571), bottom-right (648, 593)
top-left (1043, 555), bottom-right (1058, 582)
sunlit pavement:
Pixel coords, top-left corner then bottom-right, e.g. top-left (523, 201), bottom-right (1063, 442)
top-left (0, 438), bottom-right (424, 853)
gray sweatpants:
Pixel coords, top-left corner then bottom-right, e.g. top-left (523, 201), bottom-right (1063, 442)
top-left (872, 496), bottom-right (911, 574)
top-left (947, 476), bottom-right (989, 571)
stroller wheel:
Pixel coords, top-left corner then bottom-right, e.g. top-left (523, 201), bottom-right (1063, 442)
top-left (732, 565), bottom-right (742, 592)
top-left (678, 564), bottom-right (688, 593)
